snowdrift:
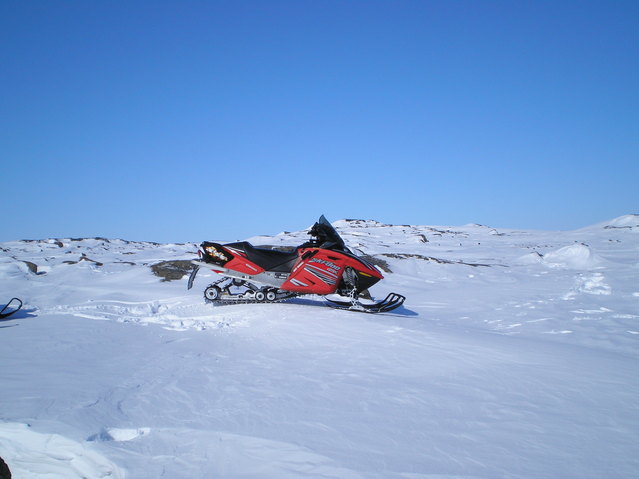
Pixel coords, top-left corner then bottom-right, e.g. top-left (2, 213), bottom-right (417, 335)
top-left (541, 243), bottom-right (603, 269)
top-left (0, 423), bottom-right (123, 479)
top-left (603, 214), bottom-right (639, 229)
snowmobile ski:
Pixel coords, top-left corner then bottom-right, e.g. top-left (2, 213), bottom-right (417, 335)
top-left (0, 297), bottom-right (23, 319)
top-left (325, 293), bottom-right (406, 313)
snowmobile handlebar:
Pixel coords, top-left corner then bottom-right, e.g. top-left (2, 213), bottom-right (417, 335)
top-left (304, 216), bottom-right (348, 252)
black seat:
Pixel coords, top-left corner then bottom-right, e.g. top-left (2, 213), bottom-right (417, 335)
top-left (225, 242), bottom-right (299, 273)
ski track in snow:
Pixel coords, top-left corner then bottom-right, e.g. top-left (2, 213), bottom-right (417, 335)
top-left (1, 215), bottom-right (638, 478)
top-left (46, 298), bottom-right (232, 331)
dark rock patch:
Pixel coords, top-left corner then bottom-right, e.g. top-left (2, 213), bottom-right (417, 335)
top-left (151, 260), bottom-right (194, 282)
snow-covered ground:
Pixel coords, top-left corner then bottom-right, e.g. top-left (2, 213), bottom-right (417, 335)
top-left (1, 215), bottom-right (638, 478)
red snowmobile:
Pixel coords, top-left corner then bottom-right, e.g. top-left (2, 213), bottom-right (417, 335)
top-left (187, 216), bottom-right (405, 313)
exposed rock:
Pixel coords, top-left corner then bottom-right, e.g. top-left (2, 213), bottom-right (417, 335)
top-left (380, 253), bottom-right (493, 268)
top-left (80, 254), bottom-right (103, 266)
top-left (22, 260), bottom-right (39, 274)
top-left (61, 254), bottom-right (104, 267)
top-left (151, 260), bottom-right (194, 282)
top-left (361, 254), bottom-right (392, 273)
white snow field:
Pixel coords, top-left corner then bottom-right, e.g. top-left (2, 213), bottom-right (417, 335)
top-left (1, 215), bottom-right (638, 478)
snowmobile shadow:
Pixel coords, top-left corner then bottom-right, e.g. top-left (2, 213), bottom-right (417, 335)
top-left (285, 297), bottom-right (417, 316)
top-left (389, 306), bottom-right (417, 317)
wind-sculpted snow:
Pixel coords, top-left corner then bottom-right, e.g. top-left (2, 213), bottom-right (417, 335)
top-left (0, 423), bottom-right (123, 478)
top-left (1, 216), bottom-right (638, 478)
top-left (541, 243), bottom-right (603, 269)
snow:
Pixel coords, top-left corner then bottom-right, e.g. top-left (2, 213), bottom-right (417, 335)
top-left (1, 217), bottom-right (638, 478)
top-left (540, 244), bottom-right (602, 269)
top-left (0, 423), bottom-right (123, 478)
top-left (599, 214), bottom-right (639, 230)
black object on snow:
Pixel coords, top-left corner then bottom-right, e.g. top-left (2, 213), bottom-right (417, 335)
top-left (0, 456), bottom-right (11, 479)
top-left (0, 298), bottom-right (22, 319)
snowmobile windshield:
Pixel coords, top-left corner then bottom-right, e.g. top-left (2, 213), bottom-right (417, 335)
top-left (310, 215), bottom-right (348, 252)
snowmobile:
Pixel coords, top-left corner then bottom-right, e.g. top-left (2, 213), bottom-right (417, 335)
top-left (187, 216), bottom-right (405, 313)
top-left (0, 297), bottom-right (22, 320)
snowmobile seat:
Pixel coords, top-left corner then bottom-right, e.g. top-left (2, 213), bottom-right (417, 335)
top-left (225, 242), bottom-right (299, 273)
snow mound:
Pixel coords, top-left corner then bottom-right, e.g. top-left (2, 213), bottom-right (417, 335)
top-left (562, 273), bottom-right (613, 299)
top-left (0, 422), bottom-right (124, 478)
top-left (516, 251), bottom-right (544, 265)
top-left (542, 244), bottom-right (602, 269)
top-left (0, 260), bottom-right (31, 278)
top-left (576, 273), bottom-right (612, 295)
top-left (604, 214), bottom-right (639, 230)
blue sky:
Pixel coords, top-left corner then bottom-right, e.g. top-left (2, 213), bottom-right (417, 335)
top-left (1, 0), bottom-right (637, 242)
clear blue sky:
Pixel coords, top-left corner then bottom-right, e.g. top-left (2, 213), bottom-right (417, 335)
top-left (1, 0), bottom-right (637, 242)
